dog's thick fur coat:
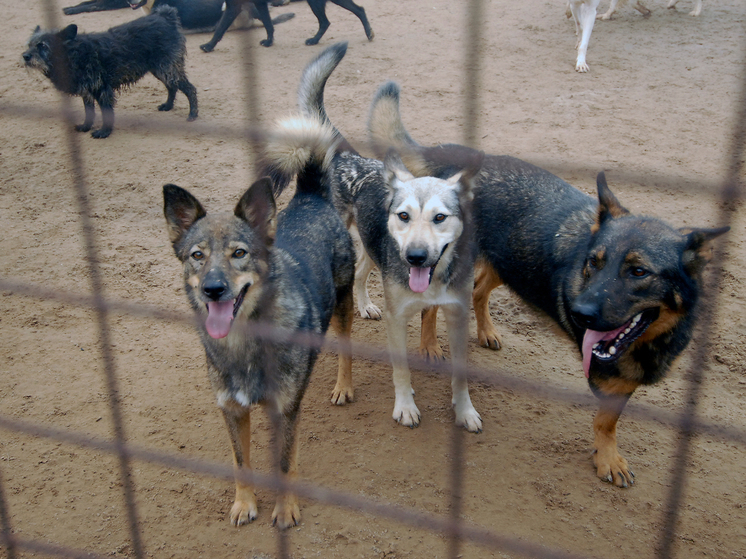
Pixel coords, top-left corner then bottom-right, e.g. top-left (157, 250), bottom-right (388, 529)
top-left (164, 115), bottom-right (355, 528)
top-left (23, 6), bottom-right (198, 138)
top-left (368, 81), bottom-right (729, 486)
top-left (281, 43), bottom-right (484, 432)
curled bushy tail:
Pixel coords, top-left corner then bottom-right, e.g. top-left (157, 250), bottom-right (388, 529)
top-left (152, 4), bottom-right (181, 26)
top-left (297, 42), bottom-right (348, 133)
top-left (260, 113), bottom-right (339, 198)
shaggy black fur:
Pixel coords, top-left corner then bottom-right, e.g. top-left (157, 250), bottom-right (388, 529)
top-left (23, 6), bottom-right (198, 138)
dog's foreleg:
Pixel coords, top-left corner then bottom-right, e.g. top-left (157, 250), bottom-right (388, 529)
top-left (304, 0), bottom-right (331, 45)
top-left (632, 1), bottom-right (652, 16)
top-left (252, 1), bottom-right (275, 47)
top-left (385, 307), bottom-right (420, 427)
top-left (270, 407), bottom-right (300, 529)
top-left (330, 284), bottom-right (355, 405)
top-left (223, 410), bottom-right (259, 526)
top-left (200, 0), bottom-right (244, 52)
top-left (92, 89), bottom-right (115, 139)
top-left (354, 245), bottom-right (382, 320)
top-left (76, 95), bottom-right (96, 133)
top-left (597, 0), bottom-right (620, 20)
top-left (443, 303), bottom-right (482, 433)
top-left (667, 0), bottom-right (701, 16)
top-left (330, 0), bottom-right (374, 41)
top-left (573, 0), bottom-right (598, 72)
top-left (418, 306), bottom-right (444, 360)
top-left (592, 387), bottom-right (636, 487)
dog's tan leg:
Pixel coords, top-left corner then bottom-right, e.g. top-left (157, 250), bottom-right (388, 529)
top-left (597, 0), bottom-right (620, 20)
top-left (330, 285), bottom-right (355, 405)
top-left (443, 302), bottom-right (482, 433)
top-left (591, 380), bottom-right (637, 487)
top-left (271, 409), bottom-right (301, 529)
top-left (224, 410), bottom-right (258, 526)
top-left (633, 0), bottom-right (652, 17)
top-left (473, 261), bottom-right (504, 350)
top-left (418, 306), bottom-right (445, 360)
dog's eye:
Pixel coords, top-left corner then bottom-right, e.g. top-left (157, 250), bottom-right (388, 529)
top-left (398, 212), bottom-right (410, 222)
top-left (587, 255), bottom-right (598, 269)
top-left (191, 250), bottom-right (204, 261)
top-left (433, 214), bottom-right (447, 223)
top-left (233, 249), bottom-right (247, 258)
top-left (630, 267), bottom-right (649, 278)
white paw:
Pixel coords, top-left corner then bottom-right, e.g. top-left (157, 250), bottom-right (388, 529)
top-left (576, 61), bottom-right (590, 73)
top-left (359, 303), bottom-right (382, 320)
top-left (393, 396), bottom-right (421, 428)
top-left (454, 404), bottom-right (483, 433)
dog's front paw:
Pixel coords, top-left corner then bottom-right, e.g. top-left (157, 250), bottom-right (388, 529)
top-left (75, 123), bottom-right (92, 133)
top-left (593, 447), bottom-right (635, 488)
top-left (575, 60), bottom-right (590, 73)
top-left (393, 398), bottom-right (421, 428)
top-left (200, 43), bottom-right (215, 53)
top-left (418, 343), bottom-right (444, 361)
top-left (260, 39), bottom-right (274, 47)
top-left (331, 382), bottom-right (354, 405)
top-left (359, 303), bottom-right (382, 320)
top-left (271, 495), bottom-right (300, 530)
top-left (454, 402), bottom-right (482, 433)
top-left (230, 498), bottom-right (258, 526)
top-left (477, 324), bottom-right (502, 351)
top-left (158, 102), bottom-right (173, 112)
top-left (91, 128), bottom-right (112, 139)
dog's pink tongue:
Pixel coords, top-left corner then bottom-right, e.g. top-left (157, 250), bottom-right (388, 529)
top-left (206, 301), bottom-right (234, 339)
top-left (409, 267), bottom-right (431, 293)
top-left (581, 326), bottom-right (627, 378)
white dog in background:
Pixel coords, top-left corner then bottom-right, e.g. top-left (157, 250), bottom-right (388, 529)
top-left (566, 0), bottom-right (704, 73)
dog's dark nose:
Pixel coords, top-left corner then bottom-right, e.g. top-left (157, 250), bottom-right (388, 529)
top-left (203, 280), bottom-right (228, 301)
top-left (22, 53), bottom-right (31, 63)
top-left (571, 301), bottom-right (600, 330)
top-left (406, 248), bottom-right (427, 267)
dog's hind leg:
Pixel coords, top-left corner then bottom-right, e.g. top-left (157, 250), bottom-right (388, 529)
top-left (443, 302), bottom-right (482, 433)
top-left (251, 0), bottom-right (275, 47)
top-left (591, 380), bottom-right (637, 487)
top-left (223, 410), bottom-right (259, 526)
top-left (418, 307), bottom-right (444, 361)
top-left (304, 0), bottom-right (331, 45)
top-left (329, 0), bottom-right (374, 41)
top-left (75, 95), bottom-right (96, 133)
top-left (153, 70), bottom-right (199, 121)
top-left (330, 284), bottom-right (355, 405)
top-left (473, 261), bottom-right (503, 350)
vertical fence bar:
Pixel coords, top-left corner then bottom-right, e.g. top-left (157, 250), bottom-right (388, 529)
top-left (0, 465), bottom-right (18, 559)
top-left (38, 2), bottom-right (146, 557)
top-left (654, 33), bottom-right (746, 559)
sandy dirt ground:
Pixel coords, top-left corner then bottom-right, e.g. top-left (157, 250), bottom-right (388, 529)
top-left (1, 0), bottom-right (745, 557)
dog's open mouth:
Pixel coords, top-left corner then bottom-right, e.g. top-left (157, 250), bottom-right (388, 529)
top-left (407, 244), bottom-right (448, 293)
top-left (581, 308), bottom-right (660, 378)
top-left (130, 0), bottom-right (147, 9)
top-left (204, 284), bottom-right (250, 339)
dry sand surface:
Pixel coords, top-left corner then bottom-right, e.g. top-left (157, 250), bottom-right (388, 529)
top-left (1, 0), bottom-right (745, 557)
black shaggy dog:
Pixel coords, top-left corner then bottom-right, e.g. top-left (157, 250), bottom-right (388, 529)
top-left (23, 6), bottom-right (198, 139)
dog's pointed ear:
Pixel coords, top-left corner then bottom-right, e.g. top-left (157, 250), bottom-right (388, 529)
top-left (383, 148), bottom-right (415, 186)
top-left (680, 226), bottom-right (730, 276)
top-left (235, 177), bottom-right (277, 243)
top-left (59, 24), bottom-right (77, 42)
top-left (33, 25), bottom-right (41, 34)
top-left (445, 150), bottom-right (484, 203)
top-left (593, 172), bottom-right (629, 232)
top-left (163, 184), bottom-right (207, 246)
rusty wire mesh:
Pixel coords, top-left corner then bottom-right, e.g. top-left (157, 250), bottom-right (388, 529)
top-left (0, 0), bottom-right (744, 558)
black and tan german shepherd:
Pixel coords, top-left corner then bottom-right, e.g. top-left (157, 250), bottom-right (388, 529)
top-left (367, 81), bottom-right (729, 488)
top-left (163, 115), bottom-right (355, 527)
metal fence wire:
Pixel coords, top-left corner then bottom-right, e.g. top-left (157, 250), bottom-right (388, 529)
top-left (0, 0), bottom-right (744, 558)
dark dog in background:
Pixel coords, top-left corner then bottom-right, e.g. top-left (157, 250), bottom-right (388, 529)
top-left (368, 81), bottom-right (729, 487)
top-left (164, 114), bottom-right (355, 528)
top-left (63, 0), bottom-right (130, 15)
top-left (199, 0), bottom-right (373, 52)
top-left (132, 0), bottom-right (295, 34)
top-left (23, 5), bottom-right (198, 138)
